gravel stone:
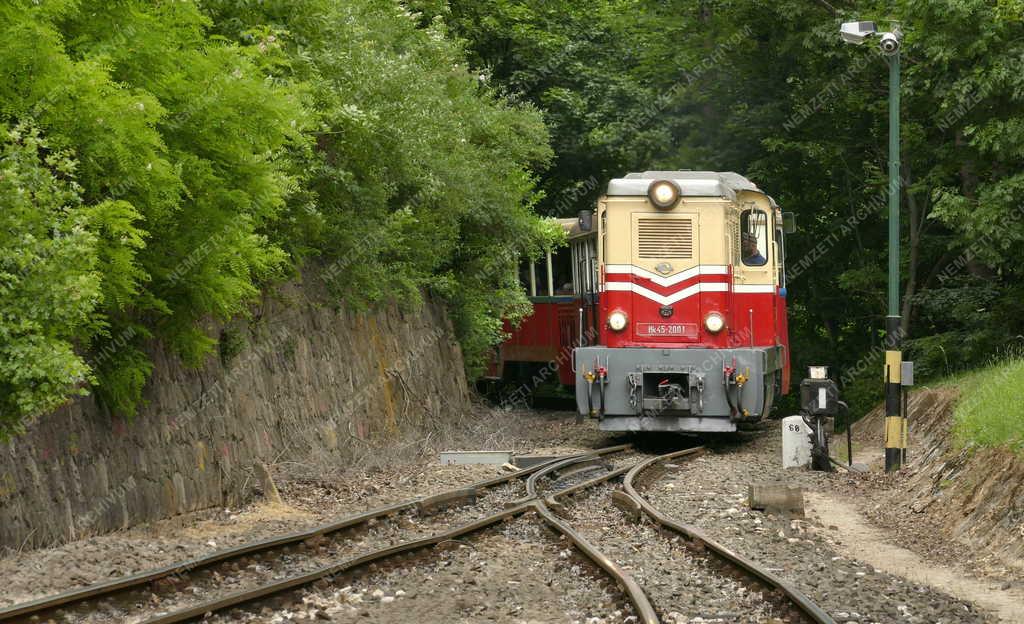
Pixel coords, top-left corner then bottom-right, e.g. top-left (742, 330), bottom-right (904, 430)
top-left (203, 517), bottom-right (632, 624)
top-left (645, 429), bottom-right (998, 623)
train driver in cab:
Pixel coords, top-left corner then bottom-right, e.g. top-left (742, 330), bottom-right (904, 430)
top-left (742, 232), bottom-right (767, 266)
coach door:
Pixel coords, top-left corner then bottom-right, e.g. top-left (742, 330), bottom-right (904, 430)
top-left (570, 235), bottom-right (599, 345)
top-left (733, 204), bottom-right (776, 347)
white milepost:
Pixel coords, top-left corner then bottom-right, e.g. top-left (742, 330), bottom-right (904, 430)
top-left (782, 415), bottom-right (812, 469)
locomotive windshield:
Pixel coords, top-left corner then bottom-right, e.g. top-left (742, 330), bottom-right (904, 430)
top-left (740, 209), bottom-right (769, 267)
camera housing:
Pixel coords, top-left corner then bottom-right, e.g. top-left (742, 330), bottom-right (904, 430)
top-left (879, 32), bottom-right (901, 55)
top-left (840, 21), bottom-right (902, 56)
top-left (839, 21), bottom-right (877, 45)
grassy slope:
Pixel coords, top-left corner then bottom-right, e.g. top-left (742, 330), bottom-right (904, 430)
top-left (941, 356), bottom-right (1024, 453)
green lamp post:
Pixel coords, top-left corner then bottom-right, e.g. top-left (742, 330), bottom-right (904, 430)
top-left (840, 21), bottom-right (905, 472)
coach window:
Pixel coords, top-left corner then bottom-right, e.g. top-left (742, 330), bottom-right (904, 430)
top-left (518, 260), bottom-right (537, 297)
top-left (552, 248), bottom-right (573, 295)
top-left (571, 239), bottom-right (597, 296)
top-left (740, 209), bottom-right (769, 267)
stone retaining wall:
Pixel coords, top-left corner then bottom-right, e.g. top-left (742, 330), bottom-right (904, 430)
top-left (0, 282), bottom-right (469, 550)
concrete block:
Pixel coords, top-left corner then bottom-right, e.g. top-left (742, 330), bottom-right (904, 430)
top-left (748, 482), bottom-right (805, 516)
top-left (440, 450), bottom-right (513, 465)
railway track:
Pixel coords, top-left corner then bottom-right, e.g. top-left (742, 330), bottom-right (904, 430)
top-left (148, 449), bottom-right (652, 624)
top-left (617, 448), bottom-right (836, 624)
top-left (0, 445), bottom-right (631, 624)
top-left (1, 444), bottom-right (837, 624)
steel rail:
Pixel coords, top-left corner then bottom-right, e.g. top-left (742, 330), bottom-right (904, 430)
top-left (526, 450), bottom-right (658, 624)
top-left (140, 504), bottom-right (534, 624)
top-left (621, 449), bottom-right (836, 624)
top-left (135, 447), bottom-right (644, 624)
top-left (0, 450), bottom-right (594, 622)
top-left (0, 504), bottom-right (421, 622)
top-left (524, 443), bottom-right (631, 498)
top-left (533, 499), bottom-right (658, 624)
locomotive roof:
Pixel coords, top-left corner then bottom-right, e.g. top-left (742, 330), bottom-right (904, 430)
top-left (606, 171), bottom-right (765, 202)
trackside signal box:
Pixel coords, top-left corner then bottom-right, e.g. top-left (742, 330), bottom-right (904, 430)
top-left (800, 367), bottom-right (840, 417)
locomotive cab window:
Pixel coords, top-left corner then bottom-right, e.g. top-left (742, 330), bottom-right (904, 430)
top-left (740, 209), bottom-right (769, 267)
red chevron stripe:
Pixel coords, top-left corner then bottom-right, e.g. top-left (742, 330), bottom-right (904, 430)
top-left (604, 272), bottom-right (730, 296)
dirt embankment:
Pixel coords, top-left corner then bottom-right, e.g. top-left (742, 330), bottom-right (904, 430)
top-left (855, 387), bottom-right (1024, 569)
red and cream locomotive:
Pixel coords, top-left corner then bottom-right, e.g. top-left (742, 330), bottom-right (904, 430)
top-left (490, 171), bottom-right (794, 433)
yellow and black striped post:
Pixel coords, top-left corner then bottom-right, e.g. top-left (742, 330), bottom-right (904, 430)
top-left (882, 48), bottom-right (904, 473)
top-left (884, 316), bottom-right (904, 472)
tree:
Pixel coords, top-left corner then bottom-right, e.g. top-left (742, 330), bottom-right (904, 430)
top-left (201, 0), bottom-right (557, 373)
top-left (0, 0), bottom-right (560, 435)
top-left (443, 0), bottom-right (1024, 414)
top-left (0, 124), bottom-right (145, 437)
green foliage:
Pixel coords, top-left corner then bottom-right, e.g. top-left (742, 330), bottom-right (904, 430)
top-left (0, 124), bottom-right (111, 437)
top-left (219, 326), bottom-right (248, 367)
top-left (948, 351), bottom-right (1024, 453)
top-left (437, 0), bottom-right (655, 217)
top-left (0, 0), bottom-right (554, 433)
top-left (201, 0), bottom-right (554, 372)
top-left (443, 0), bottom-right (1024, 417)
top-left (0, 0), bottom-right (304, 428)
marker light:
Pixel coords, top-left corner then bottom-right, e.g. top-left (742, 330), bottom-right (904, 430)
top-left (647, 180), bottom-right (680, 209)
top-left (608, 310), bottom-right (628, 332)
top-left (704, 312), bottom-right (725, 334)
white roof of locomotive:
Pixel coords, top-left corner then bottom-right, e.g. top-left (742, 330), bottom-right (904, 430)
top-left (606, 171), bottom-right (764, 202)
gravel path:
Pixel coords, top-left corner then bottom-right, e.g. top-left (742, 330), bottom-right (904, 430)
top-left (646, 431), bottom-right (998, 624)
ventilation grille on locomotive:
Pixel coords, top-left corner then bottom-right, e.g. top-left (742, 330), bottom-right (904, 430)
top-left (636, 218), bottom-right (693, 259)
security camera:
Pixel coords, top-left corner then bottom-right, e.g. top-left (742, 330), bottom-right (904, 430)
top-left (879, 32), bottom-right (901, 55)
top-left (840, 21), bottom-right (877, 45)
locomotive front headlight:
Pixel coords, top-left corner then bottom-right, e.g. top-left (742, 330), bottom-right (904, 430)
top-left (608, 310), bottom-right (628, 332)
top-left (704, 312), bottom-right (725, 334)
top-left (648, 179), bottom-right (680, 209)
